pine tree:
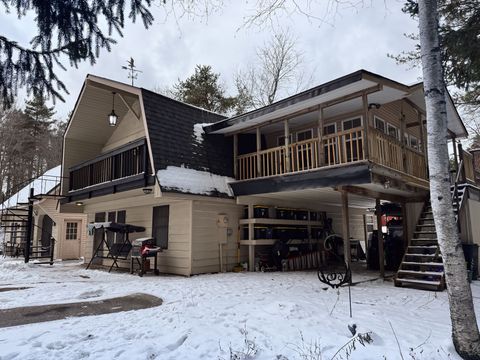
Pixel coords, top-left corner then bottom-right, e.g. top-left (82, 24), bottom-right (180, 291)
top-left (173, 65), bottom-right (238, 115)
top-left (0, 0), bottom-right (155, 109)
top-left (23, 95), bottom-right (56, 178)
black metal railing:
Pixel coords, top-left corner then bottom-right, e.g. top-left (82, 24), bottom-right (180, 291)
top-left (69, 139), bottom-right (148, 192)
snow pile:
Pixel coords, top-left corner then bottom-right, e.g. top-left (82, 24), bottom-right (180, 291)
top-left (157, 165), bottom-right (234, 196)
top-left (0, 257), bottom-right (475, 359)
top-left (1, 165), bottom-right (61, 209)
top-left (193, 123), bottom-right (212, 143)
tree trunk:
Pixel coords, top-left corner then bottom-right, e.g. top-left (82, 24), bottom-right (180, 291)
top-left (418, 1), bottom-right (480, 358)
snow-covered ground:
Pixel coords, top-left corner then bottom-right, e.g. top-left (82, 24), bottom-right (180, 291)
top-left (0, 258), bottom-right (478, 360)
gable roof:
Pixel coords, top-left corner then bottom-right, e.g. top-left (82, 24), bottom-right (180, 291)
top-left (1, 166), bottom-right (61, 209)
top-left (140, 89), bottom-right (234, 197)
top-left (204, 69), bottom-right (468, 138)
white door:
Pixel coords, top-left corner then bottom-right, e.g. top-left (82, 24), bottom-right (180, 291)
top-left (62, 220), bottom-right (81, 259)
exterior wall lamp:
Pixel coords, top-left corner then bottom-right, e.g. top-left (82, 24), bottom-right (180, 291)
top-left (142, 188), bottom-right (153, 195)
top-left (108, 92), bottom-right (118, 126)
top-left (368, 103), bottom-right (381, 110)
top-left (75, 201), bottom-right (84, 206)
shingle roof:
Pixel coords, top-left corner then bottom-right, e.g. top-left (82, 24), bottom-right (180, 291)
top-left (141, 89), bottom-right (234, 196)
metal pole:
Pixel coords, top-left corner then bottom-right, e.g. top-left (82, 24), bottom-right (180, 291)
top-left (24, 187), bottom-right (34, 263)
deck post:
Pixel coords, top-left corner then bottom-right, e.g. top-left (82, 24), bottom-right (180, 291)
top-left (233, 134), bottom-right (238, 179)
top-left (452, 136), bottom-right (459, 176)
top-left (458, 142), bottom-right (466, 182)
top-left (256, 127), bottom-right (261, 177)
top-left (284, 120), bottom-right (291, 173)
top-left (341, 190), bottom-right (352, 268)
top-left (362, 92), bottom-right (370, 160)
top-left (402, 201), bottom-right (409, 250)
top-left (318, 107), bottom-right (325, 166)
top-left (419, 112), bottom-right (428, 174)
top-left (247, 204), bottom-right (254, 271)
top-left (400, 103), bottom-right (407, 172)
top-left (376, 198), bottom-right (385, 278)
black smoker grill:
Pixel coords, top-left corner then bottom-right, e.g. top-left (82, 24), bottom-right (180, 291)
top-left (130, 237), bottom-right (162, 276)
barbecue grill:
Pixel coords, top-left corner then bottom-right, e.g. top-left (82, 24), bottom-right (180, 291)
top-left (130, 237), bottom-right (162, 276)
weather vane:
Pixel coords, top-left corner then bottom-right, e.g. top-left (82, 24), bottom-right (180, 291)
top-left (122, 57), bottom-right (142, 86)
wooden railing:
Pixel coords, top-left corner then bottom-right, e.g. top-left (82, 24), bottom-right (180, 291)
top-left (237, 129), bottom-right (365, 181)
top-left (236, 126), bottom-right (429, 182)
top-left (368, 127), bottom-right (404, 173)
top-left (463, 150), bottom-right (475, 183)
top-left (69, 139), bottom-right (148, 191)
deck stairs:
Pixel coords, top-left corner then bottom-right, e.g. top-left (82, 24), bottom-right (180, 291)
top-left (394, 184), bottom-right (467, 291)
top-left (1, 173), bottom-right (64, 259)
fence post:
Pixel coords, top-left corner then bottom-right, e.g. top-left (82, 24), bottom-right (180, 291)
top-left (24, 188), bottom-right (34, 263)
top-left (50, 238), bottom-right (55, 265)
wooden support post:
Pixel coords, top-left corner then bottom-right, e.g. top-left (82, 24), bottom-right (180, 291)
top-left (256, 127), bottom-right (261, 177)
top-left (452, 136), bottom-right (459, 173)
top-left (418, 112), bottom-right (428, 174)
top-left (362, 93), bottom-right (370, 160)
top-left (284, 120), bottom-right (291, 173)
top-left (400, 102), bottom-right (407, 172)
top-left (318, 107), bottom-right (325, 166)
top-left (233, 134), bottom-right (238, 179)
top-left (458, 142), bottom-right (466, 182)
top-left (402, 202), bottom-right (409, 250)
top-left (341, 190), bottom-right (352, 267)
top-left (376, 198), bottom-right (385, 278)
top-left (24, 188), bottom-right (34, 263)
top-left (247, 204), bottom-right (254, 272)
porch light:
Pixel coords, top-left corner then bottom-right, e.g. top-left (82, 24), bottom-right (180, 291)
top-left (368, 103), bottom-right (381, 110)
top-left (108, 92), bottom-right (118, 126)
top-left (75, 201), bottom-right (84, 206)
top-left (383, 180), bottom-right (391, 189)
top-left (142, 188), bottom-right (153, 195)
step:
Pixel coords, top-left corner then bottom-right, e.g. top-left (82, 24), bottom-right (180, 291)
top-left (397, 270), bottom-right (443, 277)
top-left (404, 254), bottom-right (442, 260)
top-left (401, 261), bottom-right (444, 267)
top-left (395, 278), bottom-right (441, 286)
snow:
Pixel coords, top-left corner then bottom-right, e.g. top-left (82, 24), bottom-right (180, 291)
top-left (157, 166), bottom-right (234, 196)
top-left (193, 123), bottom-right (212, 143)
top-left (1, 258), bottom-right (477, 360)
top-left (1, 165), bottom-right (61, 209)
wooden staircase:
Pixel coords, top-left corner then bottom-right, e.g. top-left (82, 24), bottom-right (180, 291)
top-left (395, 201), bottom-right (446, 291)
top-left (394, 184), bottom-right (468, 291)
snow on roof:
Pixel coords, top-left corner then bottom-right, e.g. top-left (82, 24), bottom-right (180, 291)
top-left (1, 165), bottom-right (61, 209)
top-left (193, 123), bottom-right (213, 144)
top-left (156, 166), bottom-right (234, 197)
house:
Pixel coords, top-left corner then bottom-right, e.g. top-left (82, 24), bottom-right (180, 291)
top-left (59, 70), bottom-right (479, 290)
top-left (0, 166), bottom-right (87, 260)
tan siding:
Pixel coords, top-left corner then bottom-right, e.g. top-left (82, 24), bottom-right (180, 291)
top-left (102, 107), bottom-right (145, 153)
top-left (82, 194), bottom-right (192, 276)
top-left (191, 199), bottom-right (243, 274)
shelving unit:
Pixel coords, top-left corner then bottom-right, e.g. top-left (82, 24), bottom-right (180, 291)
top-left (241, 204), bottom-right (326, 271)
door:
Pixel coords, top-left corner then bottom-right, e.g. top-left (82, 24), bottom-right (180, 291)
top-left (41, 215), bottom-right (53, 256)
top-left (62, 220), bottom-right (81, 259)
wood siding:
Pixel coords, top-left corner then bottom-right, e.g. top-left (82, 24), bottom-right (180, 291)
top-left (83, 193), bottom-right (192, 276)
top-left (191, 200), bottom-right (244, 274)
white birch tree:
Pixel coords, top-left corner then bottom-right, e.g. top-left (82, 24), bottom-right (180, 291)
top-left (418, 1), bottom-right (480, 358)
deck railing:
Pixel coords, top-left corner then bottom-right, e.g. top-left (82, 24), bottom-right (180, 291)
top-left (236, 126), bottom-right (428, 181)
top-left (69, 139), bottom-right (148, 191)
top-left (463, 150), bottom-right (475, 183)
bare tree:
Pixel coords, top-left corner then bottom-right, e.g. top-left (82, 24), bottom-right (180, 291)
top-left (235, 30), bottom-right (313, 111)
top-left (418, 1), bottom-right (480, 357)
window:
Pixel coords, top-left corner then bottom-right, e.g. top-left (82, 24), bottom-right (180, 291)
top-left (342, 117), bottom-right (362, 131)
top-left (323, 123), bottom-right (337, 136)
top-left (404, 133), bottom-right (409, 146)
top-left (387, 123), bottom-right (399, 140)
top-left (94, 210), bottom-right (126, 247)
top-left (374, 117), bottom-right (385, 133)
top-left (152, 206), bottom-right (169, 249)
top-left (410, 135), bottom-right (419, 150)
top-left (66, 222), bottom-right (78, 240)
top-left (277, 134), bottom-right (294, 146)
top-left (296, 129), bottom-right (313, 142)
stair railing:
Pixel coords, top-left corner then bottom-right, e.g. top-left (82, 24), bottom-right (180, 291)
top-left (452, 159), bottom-right (465, 232)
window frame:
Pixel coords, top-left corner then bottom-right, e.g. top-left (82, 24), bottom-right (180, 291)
top-left (386, 123), bottom-right (399, 140)
top-left (323, 123), bottom-right (337, 136)
top-left (277, 134), bottom-right (294, 147)
top-left (152, 205), bottom-right (169, 249)
top-left (296, 128), bottom-right (313, 142)
top-left (65, 222), bottom-right (79, 241)
top-left (374, 116), bottom-right (386, 133)
top-left (342, 116), bottom-right (363, 131)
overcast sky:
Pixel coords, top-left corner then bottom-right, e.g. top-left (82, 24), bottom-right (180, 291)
top-left (1, 0), bottom-right (422, 120)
